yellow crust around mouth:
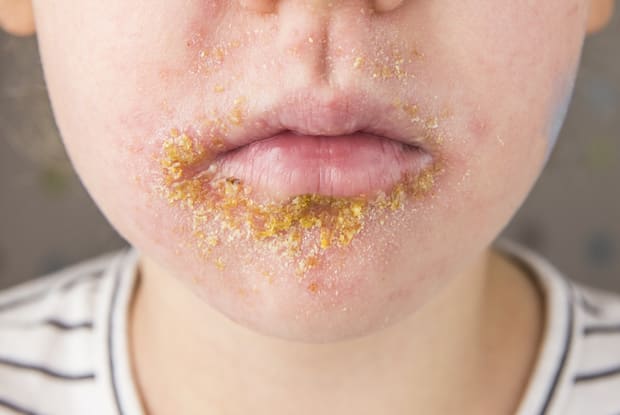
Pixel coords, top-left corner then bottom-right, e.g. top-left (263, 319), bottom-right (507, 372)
top-left (156, 99), bottom-right (443, 276)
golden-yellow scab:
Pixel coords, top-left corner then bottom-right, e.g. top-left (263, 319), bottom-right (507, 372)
top-left (160, 132), bottom-right (206, 183)
top-left (412, 48), bottom-right (424, 59)
top-left (353, 56), bottom-right (365, 69)
top-left (297, 254), bottom-right (320, 276)
top-left (371, 45), bottom-right (415, 81)
top-left (228, 97), bottom-right (246, 126)
top-left (307, 282), bottom-right (319, 293)
top-left (215, 257), bottom-right (226, 270)
top-left (391, 99), bottom-right (453, 148)
top-left (195, 39), bottom-right (243, 76)
top-left (401, 103), bottom-right (420, 123)
top-left (261, 270), bottom-right (275, 284)
top-left (166, 178), bottom-right (204, 206)
top-left (229, 108), bottom-right (243, 126)
top-left (425, 117), bottom-right (439, 130)
top-left (157, 123), bottom-right (441, 275)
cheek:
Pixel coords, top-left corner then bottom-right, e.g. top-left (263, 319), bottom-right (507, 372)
top-left (456, 1), bottom-right (587, 159)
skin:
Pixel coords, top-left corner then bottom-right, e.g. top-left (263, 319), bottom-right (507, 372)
top-left (1, 0), bottom-right (616, 414)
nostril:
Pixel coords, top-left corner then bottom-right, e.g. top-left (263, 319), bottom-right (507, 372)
top-left (373, 0), bottom-right (405, 13)
top-left (238, 0), bottom-right (276, 13)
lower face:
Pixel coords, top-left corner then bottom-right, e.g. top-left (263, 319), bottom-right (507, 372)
top-left (33, 0), bottom-right (588, 341)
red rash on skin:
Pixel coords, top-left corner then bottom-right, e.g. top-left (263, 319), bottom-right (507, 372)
top-left (34, 0), bottom-right (588, 341)
top-left (467, 116), bottom-right (491, 139)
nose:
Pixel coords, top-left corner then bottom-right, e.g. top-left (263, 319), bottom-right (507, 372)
top-left (238, 0), bottom-right (405, 14)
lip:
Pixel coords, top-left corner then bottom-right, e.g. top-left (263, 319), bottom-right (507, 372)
top-left (165, 88), bottom-right (441, 199)
top-left (216, 131), bottom-right (432, 198)
top-left (206, 89), bottom-right (436, 156)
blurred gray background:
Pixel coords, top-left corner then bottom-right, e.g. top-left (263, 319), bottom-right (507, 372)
top-left (0, 17), bottom-right (618, 292)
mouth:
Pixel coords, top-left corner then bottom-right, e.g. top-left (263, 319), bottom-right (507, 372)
top-left (156, 89), bottom-right (445, 269)
top-left (216, 130), bottom-right (430, 198)
top-left (165, 89), bottom-right (440, 200)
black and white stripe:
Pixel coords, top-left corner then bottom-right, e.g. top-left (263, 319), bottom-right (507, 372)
top-left (497, 240), bottom-right (620, 415)
top-left (0, 252), bottom-right (120, 415)
top-left (0, 243), bottom-right (619, 414)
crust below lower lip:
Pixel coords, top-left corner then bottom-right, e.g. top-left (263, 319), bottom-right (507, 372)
top-left (157, 130), bottom-right (442, 275)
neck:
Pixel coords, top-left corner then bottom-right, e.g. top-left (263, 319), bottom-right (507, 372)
top-left (130, 247), bottom-right (543, 415)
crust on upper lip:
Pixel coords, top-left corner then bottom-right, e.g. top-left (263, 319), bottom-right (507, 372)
top-left (201, 88), bottom-right (437, 156)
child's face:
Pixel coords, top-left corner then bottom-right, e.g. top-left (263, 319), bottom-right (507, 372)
top-left (32, 0), bottom-right (593, 340)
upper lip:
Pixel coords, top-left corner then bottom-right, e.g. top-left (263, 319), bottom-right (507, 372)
top-left (202, 89), bottom-right (434, 156)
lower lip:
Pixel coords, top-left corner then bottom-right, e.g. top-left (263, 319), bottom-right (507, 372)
top-left (215, 132), bottom-right (432, 199)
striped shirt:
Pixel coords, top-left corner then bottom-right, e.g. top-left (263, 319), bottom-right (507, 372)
top-left (0, 242), bottom-right (619, 415)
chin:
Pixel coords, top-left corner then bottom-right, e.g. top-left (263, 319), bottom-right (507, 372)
top-left (168, 215), bottom-right (451, 343)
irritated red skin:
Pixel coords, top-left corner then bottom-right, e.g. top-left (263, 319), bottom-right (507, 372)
top-left (33, 0), bottom-right (589, 341)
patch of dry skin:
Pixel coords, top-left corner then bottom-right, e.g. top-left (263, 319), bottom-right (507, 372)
top-left (350, 40), bottom-right (424, 82)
